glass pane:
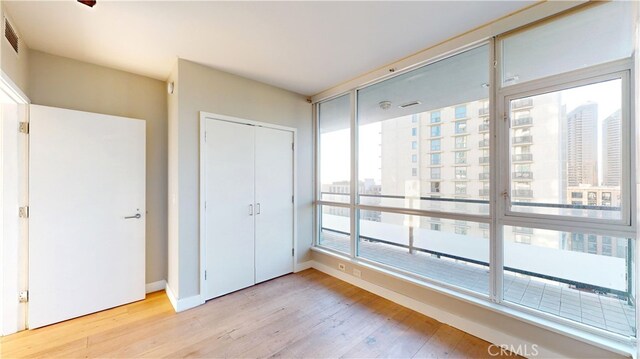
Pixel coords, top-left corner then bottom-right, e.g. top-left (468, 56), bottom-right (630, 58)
top-left (502, 2), bottom-right (633, 86)
top-left (319, 94), bottom-right (350, 203)
top-left (358, 210), bottom-right (490, 294)
top-left (357, 45), bottom-right (490, 215)
top-left (509, 79), bottom-right (623, 220)
top-left (504, 226), bottom-right (635, 337)
top-left (317, 205), bottom-right (350, 255)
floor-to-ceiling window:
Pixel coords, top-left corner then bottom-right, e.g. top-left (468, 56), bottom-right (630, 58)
top-left (315, 1), bottom-right (637, 342)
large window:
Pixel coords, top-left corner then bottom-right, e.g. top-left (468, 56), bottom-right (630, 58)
top-left (315, 1), bottom-right (636, 342)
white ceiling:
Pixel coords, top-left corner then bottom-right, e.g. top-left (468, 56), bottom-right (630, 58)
top-left (4, 1), bottom-right (534, 96)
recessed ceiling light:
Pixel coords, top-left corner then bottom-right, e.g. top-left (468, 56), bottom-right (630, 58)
top-left (379, 101), bottom-right (392, 110)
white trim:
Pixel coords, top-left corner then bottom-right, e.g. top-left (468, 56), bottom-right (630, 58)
top-left (165, 283), bottom-right (204, 313)
top-left (0, 70), bottom-right (29, 336)
top-left (309, 252), bottom-right (635, 358)
top-left (198, 111), bottom-right (298, 302)
top-left (294, 261), bottom-right (313, 273)
top-left (145, 280), bottom-right (166, 294)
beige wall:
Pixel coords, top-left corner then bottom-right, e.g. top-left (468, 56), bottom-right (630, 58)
top-left (313, 251), bottom-right (628, 358)
top-left (169, 59), bottom-right (312, 298)
top-left (1, 0), bottom-right (29, 95)
top-left (28, 50), bottom-right (168, 284)
top-left (167, 62), bottom-right (180, 296)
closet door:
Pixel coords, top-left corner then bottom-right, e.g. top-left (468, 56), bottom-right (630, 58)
top-left (204, 119), bottom-right (256, 299)
top-left (254, 126), bottom-right (294, 283)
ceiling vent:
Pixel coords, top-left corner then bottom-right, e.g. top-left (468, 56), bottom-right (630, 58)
top-left (399, 101), bottom-right (421, 109)
top-left (4, 17), bottom-right (19, 54)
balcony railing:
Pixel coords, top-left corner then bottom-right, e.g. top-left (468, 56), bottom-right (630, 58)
top-left (479, 172), bottom-right (490, 180)
top-left (512, 189), bottom-right (534, 198)
top-left (512, 135), bottom-right (532, 144)
top-left (479, 156), bottom-right (489, 164)
top-left (512, 117), bottom-right (533, 127)
top-left (479, 107), bottom-right (489, 116)
top-left (478, 123), bottom-right (490, 132)
top-left (478, 139), bottom-right (489, 148)
top-left (511, 98), bottom-right (533, 109)
top-left (479, 189), bottom-right (490, 196)
top-left (513, 171), bottom-right (533, 180)
top-left (512, 153), bottom-right (533, 162)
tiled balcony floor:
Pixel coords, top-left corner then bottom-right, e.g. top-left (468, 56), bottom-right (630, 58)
top-left (319, 230), bottom-right (636, 337)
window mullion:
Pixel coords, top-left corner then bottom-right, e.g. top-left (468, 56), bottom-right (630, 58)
top-left (490, 37), bottom-right (504, 304)
top-left (350, 89), bottom-right (358, 259)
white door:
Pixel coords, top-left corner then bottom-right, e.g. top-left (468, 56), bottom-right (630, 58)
top-left (204, 119), bottom-right (256, 300)
top-left (255, 126), bottom-right (294, 283)
top-left (28, 105), bottom-right (145, 329)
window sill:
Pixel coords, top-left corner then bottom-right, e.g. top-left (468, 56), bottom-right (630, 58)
top-left (311, 246), bottom-right (636, 358)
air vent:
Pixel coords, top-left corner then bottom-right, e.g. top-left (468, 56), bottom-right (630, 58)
top-left (4, 17), bottom-right (18, 54)
top-left (399, 101), bottom-right (421, 109)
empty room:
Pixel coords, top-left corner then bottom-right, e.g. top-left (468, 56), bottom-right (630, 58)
top-left (0, 1), bottom-right (638, 358)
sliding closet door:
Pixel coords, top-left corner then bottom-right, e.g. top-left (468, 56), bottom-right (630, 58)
top-left (254, 126), bottom-right (294, 283)
top-left (204, 119), bottom-right (256, 299)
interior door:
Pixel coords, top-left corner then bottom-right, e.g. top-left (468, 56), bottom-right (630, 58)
top-left (255, 126), bottom-right (294, 283)
top-left (204, 119), bottom-right (256, 299)
top-left (29, 105), bottom-right (145, 329)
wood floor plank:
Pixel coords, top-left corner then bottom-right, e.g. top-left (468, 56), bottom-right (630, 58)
top-left (0, 269), bottom-right (521, 359)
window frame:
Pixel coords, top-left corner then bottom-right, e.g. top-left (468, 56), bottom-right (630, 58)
top-left (497, 61), bottom-right (634, 232)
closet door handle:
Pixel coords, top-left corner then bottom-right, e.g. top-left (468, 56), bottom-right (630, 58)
top-left (256, 203), bottom-right (261, 215)
top-left (249, 204), bottom-right (253, 216)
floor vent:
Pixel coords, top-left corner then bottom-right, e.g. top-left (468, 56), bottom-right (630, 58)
top-left (4, 17), bottom-right (19, 54)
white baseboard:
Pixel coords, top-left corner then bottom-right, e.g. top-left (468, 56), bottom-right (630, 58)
top-left (311, 261), bottom-right (566, 359)
top-left (145, 280), bottom-right (167, 294)
top-left (165, 283), bottom-right (205, 313)
top-left (294, 260), bottom-right (313, 272)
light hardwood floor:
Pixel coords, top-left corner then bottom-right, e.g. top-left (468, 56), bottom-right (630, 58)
top-left (0, 269), bottom-right (518, 358)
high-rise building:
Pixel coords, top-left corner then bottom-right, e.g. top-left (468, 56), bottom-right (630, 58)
top-left (602, 109), bottom-right (621, 187)
top-left (566, 103), bottom-right (598, 187)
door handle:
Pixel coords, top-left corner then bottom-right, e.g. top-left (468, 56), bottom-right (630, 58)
top-left (124, 213), bottom-right (141, 219)
top-left (249, 204), bottom-right (253, 216)
top-left (256, 203), bottom-right (261, 215)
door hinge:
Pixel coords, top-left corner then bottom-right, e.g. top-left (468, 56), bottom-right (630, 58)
top-left (19, 122), bottom-right (29, 134)
top-left (204, 270), bottom-right (207, 280)
top-left (19, 290), bottom-right (28, 303)
top-left (292, 248), bottom-right (295, 257)
top-left (19, 206), bottom-right (29, 218)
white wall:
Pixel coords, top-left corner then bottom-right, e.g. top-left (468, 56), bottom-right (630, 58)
top-left (168, 59), bottom-right (312, 299)
top-left (27, 50), bottom-right (169, 285)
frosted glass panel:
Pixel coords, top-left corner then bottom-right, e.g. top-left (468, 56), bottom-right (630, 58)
top-left (502, 2), bottom-right (634, 87)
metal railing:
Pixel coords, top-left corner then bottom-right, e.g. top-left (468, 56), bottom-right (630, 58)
top-left (478, 139), bottom-right (489, 148)
top-left (479, 107), bottom-right (490, 116)
top-left (512, 153), bottom-right (533, 162)
top-left (511, 98), bottom-right (533, 109)
top-left (512, 189), bottom-right (533, 198)
top-left (513, 171), bottom-right (533, 180)
top-left (513, 135), bottom-right (533, 144)
top-left (479, 173), bottom-right (490, 180)
top-left (321, 192), bottom-right (622, 212)
top-left (479, 156), bottom-right (489, 164)
top-left (320, 226), bottom-right (631, 301)
top-left (478, 123), bottom-right (490, 132)
top-left (513, 117), bottom-right (533, 127)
